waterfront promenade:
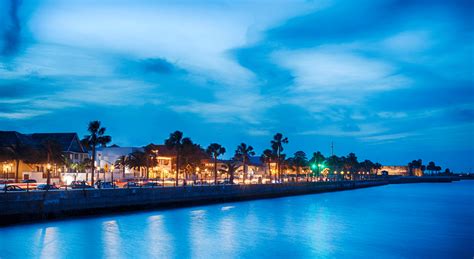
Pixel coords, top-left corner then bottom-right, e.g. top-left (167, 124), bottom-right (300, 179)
top-left (0, 180), bottom-right (387, 225)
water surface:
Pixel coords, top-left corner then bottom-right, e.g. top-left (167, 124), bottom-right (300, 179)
top-left (1, 181), bottom-right (473, 258)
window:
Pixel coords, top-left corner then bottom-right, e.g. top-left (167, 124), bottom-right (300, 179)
top-left (75, 154), bottom-right (79, 159)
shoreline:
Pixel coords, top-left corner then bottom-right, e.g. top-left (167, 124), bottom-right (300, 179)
top-left (0, 177), bottom-right (463, 226)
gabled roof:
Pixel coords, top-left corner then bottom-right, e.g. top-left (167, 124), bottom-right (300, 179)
top-left (0, 131), bottom-right (35, 147)
top-left (0, 131), bottom-right (86, 153)
top-left (30, 133), bottom-right (85, 153)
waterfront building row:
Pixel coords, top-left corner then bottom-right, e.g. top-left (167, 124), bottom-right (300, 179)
top-left (0, 130), bottom-right (416, 184)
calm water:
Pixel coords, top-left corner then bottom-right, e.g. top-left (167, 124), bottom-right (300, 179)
top-left (0, 181), bottom-right (473, 258)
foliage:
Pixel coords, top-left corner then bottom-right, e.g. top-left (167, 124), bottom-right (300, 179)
top-left (82, 120), bottom-right (111, 184)
top-left (206, 143), bottom-right (226, 184)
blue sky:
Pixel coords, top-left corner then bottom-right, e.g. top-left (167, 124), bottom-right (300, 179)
top-left (1, 0), bottom-right (473, 171)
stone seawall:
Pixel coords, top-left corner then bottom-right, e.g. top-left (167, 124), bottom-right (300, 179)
top-left (0, 181), bottom-right (387, 225)
top-left (387, 176), bottom-right (454, 184)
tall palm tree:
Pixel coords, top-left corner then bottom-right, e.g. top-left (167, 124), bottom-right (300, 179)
top-left (82, 121), bottom-right (111, 185)
top-left (234, 143), bottom-right (255, 184)
top-left (115, 155), bottom-right (129, 179)
top-left (165, 131), bottom-right (185, 186)
top-left (271, 133), bottom-right (288, 181)
top-left (206, 143), bottom-right (226, 185)
top-left (260, 149), bottom-right (274, 182)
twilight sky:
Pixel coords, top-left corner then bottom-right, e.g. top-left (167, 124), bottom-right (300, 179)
top-left (1, 0), bottom-right (473, 171)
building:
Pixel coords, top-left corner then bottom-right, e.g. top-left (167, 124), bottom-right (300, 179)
top-left (94, 144), bottom-right (177, 180)
top-left (379, 165), bottom-right (409, 176)
top-left (0, 131), bottom-right (88, 183)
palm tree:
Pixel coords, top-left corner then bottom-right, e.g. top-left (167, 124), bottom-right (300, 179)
top-left (221, 158), bottom-right (240, 184)
top-left (181, 138), bottom-right (205, 182)
top-left (234, 143), bottom-right (255, 184)
top-left (114, 155), bottom-right (129, 179)
top-left (373, 162), bottom-right (382, 177)
top-left (78, 158), bottom-right (93, 181)
top-left (127, 151), bottom-right (147, 178)
top-left (344, 153), bottom-right (359, 180)
top-left (427, 161), bottom-right (437, 175)
top-left (41, 139), bottom-right (65, 186)
top-left (143, 144), bottom-right (159, 179)
top-left (408, 159), bottom-right (424, 176)
top-left (271, 133), bottom-right (288, 181)
top-left (165, 131), bottom-right (185, 186)
top-left (260, 149), bottom-right (274, 182)
top-left (326, 155), bottom-right (343, 181)
top-left (82, 121), bottom-right (112, 185)
top-left (292, 151), bottom-right (308, 181)
top-left (206, 143), bottom-right (226, 185)
top-left (1, 139), bottom-right (34, 182)
top-left (358, 160), bottom-right (374, 180)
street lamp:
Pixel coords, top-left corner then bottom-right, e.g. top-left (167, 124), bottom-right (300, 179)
top-left (111, 165), bottom-right (115, 188)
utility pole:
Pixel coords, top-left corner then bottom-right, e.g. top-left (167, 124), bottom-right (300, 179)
top-left (331, 141), bottom-right (334, 156)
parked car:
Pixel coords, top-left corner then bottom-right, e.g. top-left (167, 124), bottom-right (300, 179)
top-left (142, 182), bottom-right (161, 187)
top-left (220, 179), bottom-right (234, 185)
top-left (36, 184), bottom-right (59, 190)
top-left (22, 179), bottom-right (37, 183)
top-left (0, 184), bottom-right (25, 192)
top-left (95, 181), bottom-right (116, 189)
top-left (70, 181), bottom-right (94, 189)
top-left (121, 181), bottom-right (140, 188)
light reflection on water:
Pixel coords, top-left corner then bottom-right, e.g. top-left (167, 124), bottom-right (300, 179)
top-left (102, 220), bottom-right (120, 259)
top-left (0, 181), bottom-right (473, 258)
top-left (38, 227), bottom-right (59, 259)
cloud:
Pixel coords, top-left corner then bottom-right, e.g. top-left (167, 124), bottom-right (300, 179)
top-left (274, 46), bottom-right (411, 93)
top-left (359, 132), bottom-right (417, 142)
top-left (299, 123), bottom-right (388, 138)
top-left (246, 129), bottom-right (271, 137)
top-left (1, 0), bottom-right (21, 56)
top-left (27, 0), bottom-right (324, 87)
top-left (0, 109), bottom-right (50, 120)
top-left (171, 90), bottom-right (274, 125)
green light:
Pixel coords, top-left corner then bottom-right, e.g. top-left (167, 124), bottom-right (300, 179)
top-left (311, 164), bottom-right (317, 170)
